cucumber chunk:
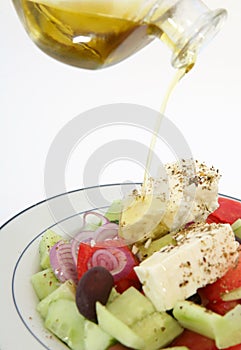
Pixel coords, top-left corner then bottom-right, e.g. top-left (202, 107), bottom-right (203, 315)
top-left (96, 302), bottom-right (145, 349)
top-left (31, 268), bottom-right (59, 300)
top-left (97, 287), bottom-right (183, 350)
top-left (105, 200), bottom-right (122, 223)
top-left (84, 319), bottom-right (114, 350)
top-left (214, 304), bottom-right (241, 349)
top-left (232, 218), bottom-right (241, 240)
top-left (131, 311), bottom-right (183, 350)
top-left (45, 299), bottom-right (85, 350)
top-left (37, 280), bottom-right (76, 319)
top-left (137, 233), bottom-right (176, 260)
top-left (39, 229), bottom-right (62, 269)
top-left (107, 288), bottom-right (120, 303)
top-left (107, 286), bottom-right (155, 325)
top-left (40, 286), bottom-right (114, 350)
top-left (173, 301), bottom-right (241, 349)
top-left (232, 218), bottom-right (241, 232)
top-left (173, 301), bottom-right (221, 340)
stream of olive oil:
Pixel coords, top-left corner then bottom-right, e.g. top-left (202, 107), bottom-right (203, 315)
top-left (142, 65), bottom-right (193, 193)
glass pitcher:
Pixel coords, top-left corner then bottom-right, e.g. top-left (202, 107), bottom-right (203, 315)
top-left (13, 0), bottom-right (227, 69)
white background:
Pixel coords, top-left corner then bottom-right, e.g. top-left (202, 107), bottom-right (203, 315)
top-left (1, 0), bottom-right (241, 226)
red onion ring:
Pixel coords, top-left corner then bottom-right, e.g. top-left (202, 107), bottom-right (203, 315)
top-left (71, 218), bottom-right (118, 264)
top-left (95, 222), bottom-right (119, 242)
top-left (71, 230), bottom-right (96, 265)
top-left (50, 240), bottom-right (78, 284)
top-left (82, 212), bottom-right (109, 230)
top-left (88, 249), bottom-right (119, 271)
top-left (87, 246), bottom-right (136, 282)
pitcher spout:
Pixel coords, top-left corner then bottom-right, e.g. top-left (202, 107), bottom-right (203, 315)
top-left (147, 0), bottom-right (227, 68)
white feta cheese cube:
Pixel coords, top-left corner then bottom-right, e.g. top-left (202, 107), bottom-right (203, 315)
top-left (119, 159), bottom-right (220, 244)
top-left (134, 223), bottom-right (239, 311)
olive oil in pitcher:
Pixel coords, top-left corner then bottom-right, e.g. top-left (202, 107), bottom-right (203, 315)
top-left (13, 0), bottom-right (227, 69)
top-left (18, 1), bottom-right (155, 69)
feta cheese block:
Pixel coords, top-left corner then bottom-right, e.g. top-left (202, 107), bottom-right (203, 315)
top-left (119, 159), bottom-right (220, 244)
top-left (134, 222), bottom-right (239, 311)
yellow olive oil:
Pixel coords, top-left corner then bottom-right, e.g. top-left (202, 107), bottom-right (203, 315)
top-left (16, 0), bottom-right (158, 69)
top-left (142, 65), bottom-right (194, 192)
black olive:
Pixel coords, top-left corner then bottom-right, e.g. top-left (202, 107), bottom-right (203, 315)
top-left (187, 293), bottom-right (202, 305)
top-left (76, 266), bottom-right (114, 323)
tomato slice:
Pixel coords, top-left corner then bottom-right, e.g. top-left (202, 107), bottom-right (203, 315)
top-left (171, 329), bottom-right (241, 350)
top-left (171, 330), bottom-right (218, 350)
top-left (207, 197), bottom-right (241, 225)
top-left (226, 345), bottom-right (241, 350)
top-left (205, 300), bottom-right (241, 315)
top-left (77, 243), bottom-right (99, 279)
top-left (114, 268), bottom-right (141, 293)
top-left (198, 251), bottom-right (241, 302)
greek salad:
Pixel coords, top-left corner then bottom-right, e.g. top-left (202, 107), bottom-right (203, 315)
top-left (31, 161), bottom-right (241, 350)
